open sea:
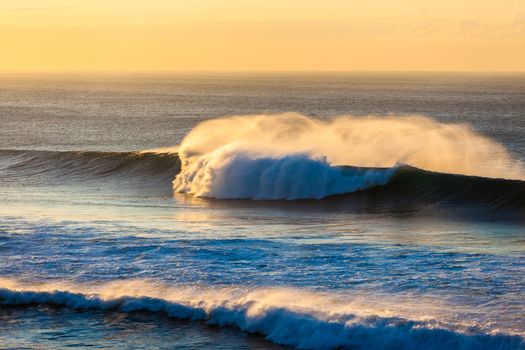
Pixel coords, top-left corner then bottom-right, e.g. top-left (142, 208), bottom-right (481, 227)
top-left (0, 72), bottom-right (524, 349)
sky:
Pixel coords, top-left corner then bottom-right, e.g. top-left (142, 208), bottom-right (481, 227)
top-left (1, 0), bottom-right (524, 72)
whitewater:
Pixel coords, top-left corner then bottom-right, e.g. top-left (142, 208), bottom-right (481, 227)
top-left (1, 73), bottom-right (524, 349)
top-left (1, 278), bottom-right (524, 350)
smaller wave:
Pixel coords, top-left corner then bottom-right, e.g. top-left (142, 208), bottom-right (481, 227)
top-left (0, 279), bottom-right (523, 350)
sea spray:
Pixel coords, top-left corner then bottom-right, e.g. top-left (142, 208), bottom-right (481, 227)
top-left (173, 114), bottom-right (525, 199)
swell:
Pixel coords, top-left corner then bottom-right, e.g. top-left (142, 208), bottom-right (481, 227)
top-left (0, 149), bottom-right (181, 187)
top-left (1, 149), bottom-right (525, 216)
top-left (0, 280), bottom-right (523, 350)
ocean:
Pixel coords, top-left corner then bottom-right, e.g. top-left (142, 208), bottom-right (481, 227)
top-left (0, 72), bottom-right (524, 349)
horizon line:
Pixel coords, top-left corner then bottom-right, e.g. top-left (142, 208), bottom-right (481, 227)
top-left (1, 69), bottom-right (525, 75)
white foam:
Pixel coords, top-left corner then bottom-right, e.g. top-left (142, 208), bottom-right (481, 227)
top-left (174, 151), bottom-right (397, 199)
top-left (0, 278), bottom-right (522, 350)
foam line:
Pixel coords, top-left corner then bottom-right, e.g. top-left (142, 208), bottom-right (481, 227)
top-left (0, 279), bottom-right (523, 350)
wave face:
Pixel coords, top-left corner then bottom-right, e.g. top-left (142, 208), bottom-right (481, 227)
top-left (364, 166), bottom-right (525, 215)
top-left (1, 278), bottom-right (523, 350)
top-left (173, 114), bottom-right (525, 200)
top-left (0, 149), bottom-right (180, 194)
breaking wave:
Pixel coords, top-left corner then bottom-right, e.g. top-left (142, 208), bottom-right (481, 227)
top-left (174, 153), bottom-right (397, 200)
top-left (1, 278), bottom-right (523, 350)
top-left (1, 113), bottom-right (525, 215)
top-left (1, 151), bottom-right (525, 216)
top-left (173, 114), bottom-right (525, 200)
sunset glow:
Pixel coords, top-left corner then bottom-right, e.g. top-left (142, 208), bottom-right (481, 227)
top-left (1, 0), bottom-right (524, 71)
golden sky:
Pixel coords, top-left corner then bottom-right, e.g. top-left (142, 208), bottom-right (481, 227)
top-left (1, 0), bottom-right (524, 72)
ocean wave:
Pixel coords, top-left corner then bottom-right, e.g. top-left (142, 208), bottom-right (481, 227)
top-left (1, 148), bottom-right (525, 216)
top-left (1, 279), bottom-right (523, 350)
top-left (171, 113), bottom-right (525, 205)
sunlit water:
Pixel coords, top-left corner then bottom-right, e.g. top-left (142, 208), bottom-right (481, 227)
top-left (0, 73), bottom-right (524, 349)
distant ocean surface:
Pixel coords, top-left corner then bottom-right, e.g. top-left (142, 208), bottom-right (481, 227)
top-left (0, 73), bottom-right (524, 349)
